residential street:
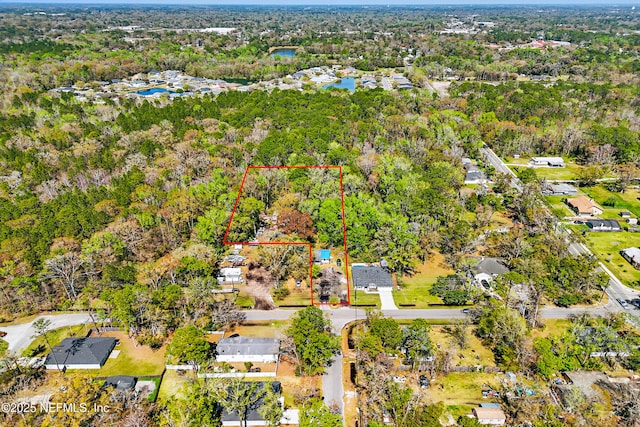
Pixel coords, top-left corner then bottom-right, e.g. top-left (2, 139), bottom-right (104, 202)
top-left (1, 313), bottom-right (93, 353)
top-left (322, 352), bottom-right (345, 418)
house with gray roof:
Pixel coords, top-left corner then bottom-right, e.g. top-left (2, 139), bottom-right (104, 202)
top-left (352, 266), bottom-right (393, 291)
top-left (216, 336), bottom-right (280, 363)
top-left (104, 376), bottom-right (137, 392)
top-left (474, 257), bottom-right (509, 288)
top-left (584, 219), bottom-right (621, 232)
top-left (542, 183), bottom-right (577, 196)
top-left (45, 337), bottom-right (116, 370)
top-left (621, 247), bottom-right (640, 270)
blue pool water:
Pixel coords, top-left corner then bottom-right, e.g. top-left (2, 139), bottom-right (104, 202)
top-left (323, 77), bottom-right (356, 92)
top-left (271, 48), bottom-right (296, 57)
top-left (137, 88), bottom-right (175, 96)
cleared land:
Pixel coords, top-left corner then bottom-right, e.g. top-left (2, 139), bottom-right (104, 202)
top-left (580, 232), bottom-right (640, 286)
top-left (395, 253), bottom-right (455, 309)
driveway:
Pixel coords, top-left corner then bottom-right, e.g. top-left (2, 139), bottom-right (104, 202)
top-left (378, 288), bottom-right (398, 310)
top-left (1, 313), bottom-right (92, 354)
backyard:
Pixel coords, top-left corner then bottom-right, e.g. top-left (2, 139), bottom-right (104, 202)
top-left (579, 232), bottom-right (640, 286)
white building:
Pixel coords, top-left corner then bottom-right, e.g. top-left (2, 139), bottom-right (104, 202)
top-left (218, 267), bottom-right (243, 284)
top-left (216, 337), bottom-right (280, 363)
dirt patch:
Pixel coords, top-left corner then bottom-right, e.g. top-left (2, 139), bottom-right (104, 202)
top-left (245, 262), bottom-right (277, 310)
top-left (317, 267), bottom-right (347, 303)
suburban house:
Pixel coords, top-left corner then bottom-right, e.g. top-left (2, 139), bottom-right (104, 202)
top-left (217, 267), bottom-right (243, 285)
top-left (314, 249), bottom-right (331, 264)
top-left (45, 337), bottom-right (116, 370)
top-left (474, 257), bottom-right (509, 288)
top-left (542, 183), bottom-right (577, 196)
top-left (216, 336), bottom-right (280, 363)
top-left (621, 247), bottom-right (640, 270)
top-left (463, 158), bottom-right (486, 184)
top-left (584, 219), bottom-right (622, 232)
top-left (472, 406), bottom-right (507, 425)
top-left (352, 266), bottom-right (393, 291)
top-left (529, 157), bottom-right (565, 168)
top-left (104, 376), bottom-right (137, 392)
top-left (566, 196), bottom-right (604, 217)
top-left (221, 382), bottom-right (287, 427)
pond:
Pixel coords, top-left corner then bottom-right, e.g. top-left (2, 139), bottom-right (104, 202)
top-left (323, 77), bottom-right (356, 93)
top-left (137, 88), bottom-right (175, 96)
top-left (270, 48), bottom-right (296, 57)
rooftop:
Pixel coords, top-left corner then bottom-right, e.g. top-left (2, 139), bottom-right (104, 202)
top-left (476, 257), bottom-right (509, 276)
top-left (45, 337), bottom-right (116, 368)
top-left (567, 196), bottom-right (602, 213)
top-left (352, 266), bottom-right (393, 288)
top-left (217, 337), bottom-right (280, 357)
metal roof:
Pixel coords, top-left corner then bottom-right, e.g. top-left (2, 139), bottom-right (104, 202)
top-left (217, 337), bottom-right (280, 357)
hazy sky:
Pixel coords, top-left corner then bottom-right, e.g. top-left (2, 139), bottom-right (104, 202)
top-left (4, 0), bottom-right (638, 5)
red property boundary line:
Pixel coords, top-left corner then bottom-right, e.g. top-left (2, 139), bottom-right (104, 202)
top-left (222, 166), bottom-right (351, 306)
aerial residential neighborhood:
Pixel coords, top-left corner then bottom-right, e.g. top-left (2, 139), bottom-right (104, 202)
top-left (0, 2), bottom-right (639, 427)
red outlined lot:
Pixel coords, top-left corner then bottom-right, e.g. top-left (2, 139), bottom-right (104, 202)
top-left (222, 166), bottom-right (351, 305)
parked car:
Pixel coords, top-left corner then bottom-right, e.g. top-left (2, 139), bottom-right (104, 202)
top-left (461, 308), bottom-right (471, 314)
top-left (419, 375), bottom-right (430, 388)
top-left (0, 331), bottom-right (6, 337)
top-left (618, 299), bottom-right (630, 309)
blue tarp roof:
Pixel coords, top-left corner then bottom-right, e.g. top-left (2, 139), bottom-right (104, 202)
top-left (318, 249), bottom-right (330, 259)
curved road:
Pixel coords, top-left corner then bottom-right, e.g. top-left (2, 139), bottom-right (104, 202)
top-left (1, 313), bottom-right (92, 354)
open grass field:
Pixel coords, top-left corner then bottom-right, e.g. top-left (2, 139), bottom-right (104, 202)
top-left (532, 319), bottom-right (572, 339)
top-left (395, 253), bottom-right (454, 308)
top-left (21, 324), bottom-right (88, 357)
top-left (580, 232), bottom-right (640, 286)
top-left (430, 326), bottom-right (496, 367)
top-left (226, 320), bottom-right (288, 338)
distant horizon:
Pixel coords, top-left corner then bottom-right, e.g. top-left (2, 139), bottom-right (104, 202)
top-left (2, 0), bottom-right (638, 6)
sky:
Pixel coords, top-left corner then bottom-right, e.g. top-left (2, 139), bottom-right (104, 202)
top-left (3, 0), bottom-right (638, 5)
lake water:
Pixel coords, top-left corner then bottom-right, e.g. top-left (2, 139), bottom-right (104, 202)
top-left (270, 48), bottom-right (296, 57)
top-left (137, 88), bottom-right (175, 96)
top-left (323, 77), bottom-right (356, 93)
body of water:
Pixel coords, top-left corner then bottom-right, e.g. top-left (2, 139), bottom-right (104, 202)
top-left (137, 87), bottom-right (175, 96)
top-left (323, 77), bottom-right (356, 93)
top-left (270, 48), bottom-right (296, 57)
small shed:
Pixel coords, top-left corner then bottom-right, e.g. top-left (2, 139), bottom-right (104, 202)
top-left (472, 406), bottom-right (506, 425)
top-left (314, 249), bottom-right (331, 264)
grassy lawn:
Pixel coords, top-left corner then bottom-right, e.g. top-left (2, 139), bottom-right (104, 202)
top-left (226, 320), bottom-right (288, 338)
top-left (544, 195), bottom-right (576, 217)
top-left (69, 332), bottom-right (166, 377)
top-left (430, 326), bottom-right (496, 367)
top-left (532, 319), bottom-right (571, 339)
top-left (234, 292), bottom-right (255, 308)
top-left (21, 324), bottom-right (88, 357)
top-left (429, 372), bottom-right (501, 418)
top-left (395, 253), bottom-right (454, 308)
top-left (580, 232), bottom-right (640, 286)
top-left (582, 186), bottom-right (640, 219)
top-left (352, 291), bottom-right (380, 308)
top-left (275, 278), bottom-right (312, 306)
top-left (157, 370), bottom-right (189, 402)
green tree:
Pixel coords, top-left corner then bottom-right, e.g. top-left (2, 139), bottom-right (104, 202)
top-left (402, 318), bottom-right (436, 371)
top-left (286, 307), bottom-right (339, 375)
top-left (167, 325), bottom-right (213, 368)
top-left (368, 312), bottom-right (402, 351)
top-left (300, 398), bottom-right (342, 427)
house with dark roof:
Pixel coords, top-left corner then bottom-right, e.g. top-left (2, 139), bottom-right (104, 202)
top-left (216, 337), bottom-right (280, 363)
top-left (584, 219), bottom-right (621, 231)
top-left (221, 382), bottom-right (284, 427)
top-left (352, 266), bottom-right (393, 291)
top-left (45, 337), bottom-right (116, 370)
top-left (104, 376), bottom-right (137, 392)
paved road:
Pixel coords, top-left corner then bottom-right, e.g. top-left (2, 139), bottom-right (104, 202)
top-left (480, 146), bottom-right (522, 191)
top-left (1, 313), bottom-right (93, 354)
top-left (322, 352), bottom-right (345, 418)
top-left (482, 145), bottom-right (640, 308)
top-left (381, 77), bottom-right (392, 91)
